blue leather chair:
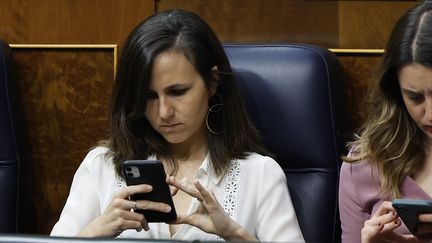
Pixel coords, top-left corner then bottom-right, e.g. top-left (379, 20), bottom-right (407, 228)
top-left (224, 44), bottom-right (349, 242)
top-left (0, 39), bottom-right (20, 233)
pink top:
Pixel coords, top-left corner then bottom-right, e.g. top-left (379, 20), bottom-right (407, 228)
top-left (339, 160), bottom-right (432, 243)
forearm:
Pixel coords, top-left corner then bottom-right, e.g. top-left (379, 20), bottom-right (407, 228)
top-left (221, 222), bottom-right (258, 242)
top-left (76, 222), bottom-right (104, 238)
top-left (75, 217), bottom-right (116, 238)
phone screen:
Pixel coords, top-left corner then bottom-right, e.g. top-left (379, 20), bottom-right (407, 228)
top-left (122, 160), bottom-right (177, 222)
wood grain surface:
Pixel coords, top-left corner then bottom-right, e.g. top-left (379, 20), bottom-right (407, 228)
top-left (12, 48), bottom-right (114, 233)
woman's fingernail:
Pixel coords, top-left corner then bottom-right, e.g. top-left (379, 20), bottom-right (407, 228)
top-left (164, 206), bottom-right (171, 212)
top-left (394, 219), bottom-right (400, 224)
top-left (144, 224), bottom-right (150, 231)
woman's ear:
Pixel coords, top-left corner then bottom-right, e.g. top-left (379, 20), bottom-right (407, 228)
top-left (210, 66), bottom-right (219, 95)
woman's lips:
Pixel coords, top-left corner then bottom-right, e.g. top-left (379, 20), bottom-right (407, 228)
top-left (160, 123), bottom-right (181, 132)
top-left (423, 125), bottom-right (432, 134)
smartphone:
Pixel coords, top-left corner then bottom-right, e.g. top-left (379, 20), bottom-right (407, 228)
top-left (122, 160), bottom-right (177, 222)
top-left (392, 198), bottom-right (432, 238)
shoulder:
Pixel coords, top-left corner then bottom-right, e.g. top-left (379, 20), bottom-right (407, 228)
top-left (340, 156), bottom-right (382, 205)
top-left (239, 152), bottom-right (279, 166)
top-left (83, 146), bottom-right (110, 159)
top-left (341, 151), bottom-right (380, 184)
top-left (238, 153), bottom-right (285, 178)
top-left (341, 159), bottom-right (379, 182)
top-left (79, 146), bottom-right (113, 173)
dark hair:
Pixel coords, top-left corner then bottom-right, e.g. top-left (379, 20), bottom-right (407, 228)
top-left (347, 1), bottom-right (432, 197)
top-left (105, 9), bottom-right (267, 176)
top-left (380, 1), bottom-right (432, 104)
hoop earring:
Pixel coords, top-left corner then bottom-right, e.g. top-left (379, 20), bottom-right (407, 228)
top-left (206, 93), bottom-right (223, 135)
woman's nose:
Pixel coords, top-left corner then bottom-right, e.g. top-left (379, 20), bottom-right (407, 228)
top-left (425, 98), bottom-right (432, 121)
top-left (158, 97), bottom-right (174, 119)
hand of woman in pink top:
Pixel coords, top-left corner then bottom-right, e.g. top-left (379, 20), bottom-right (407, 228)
top-left (361, 201), bottom-right (419, 243)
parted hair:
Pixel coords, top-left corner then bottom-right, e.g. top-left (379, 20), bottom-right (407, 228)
top-left (102, 9), bottom-right (268, 177)
top-left (345, 1), bottom-right (432, 198)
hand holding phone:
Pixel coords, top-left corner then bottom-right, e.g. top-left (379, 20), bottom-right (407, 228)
top-left (392, 198), bottom-right (432, 238)
top-left (122, 160), bottom-right (177, 222)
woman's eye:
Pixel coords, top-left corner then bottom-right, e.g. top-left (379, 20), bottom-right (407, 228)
top-left (145, 92), bottom-right (158, 100)
top-left (170, 88), bottom-right (188, 96)
top-left (408, 95), bottom-right (423, 103)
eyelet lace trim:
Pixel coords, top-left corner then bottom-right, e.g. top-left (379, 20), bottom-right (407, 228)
top-left (116, 176), bottom-right (126, 238)
top-left (223, 159), bottom-right (240, 218)
top-left (217, 159), bottom-right (240, 241)
top-left (117, 176), bottom-right (126, 189)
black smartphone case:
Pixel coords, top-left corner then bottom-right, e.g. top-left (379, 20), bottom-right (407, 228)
top-left (122, 160), bottom-right (177, 222)
top-left (392, 198), bottom-right (432, 238)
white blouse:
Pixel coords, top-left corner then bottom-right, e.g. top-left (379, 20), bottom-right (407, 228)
top-left (50, 146), bottom-right (304, 242)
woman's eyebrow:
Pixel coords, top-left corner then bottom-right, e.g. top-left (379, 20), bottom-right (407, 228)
top-left (401, 88), bottom-right (421, 94)
top-left (164, 83), bottom-right (188, 91)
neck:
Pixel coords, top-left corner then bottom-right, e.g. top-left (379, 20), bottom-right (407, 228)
top-left (170, 128), bottom-right (208, 165)
top-left (171, 142), bottom-right (208, 165)
top-left (424, 142), bottom-right (432, 169)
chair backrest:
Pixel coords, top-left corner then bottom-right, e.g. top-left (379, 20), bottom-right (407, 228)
top-left (0, 39), bottom-right (20, 233)
top-left (223, 44), bottom-right (349, 242)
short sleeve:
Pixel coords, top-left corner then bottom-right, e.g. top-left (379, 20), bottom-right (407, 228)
top-left (256, 157), bottom-right (305, 242)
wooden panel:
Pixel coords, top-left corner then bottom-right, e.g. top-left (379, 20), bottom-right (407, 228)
top-left (0, 0), bottom-right (154, 45)
top-left (12, 46), bottom-right (115, 234)
top-left (157, 0), bottom-right (339, 47)
top-left (336, 53), bottom-right (383, 131)
top-left (158, 0), bottom-right (419, 49)
top-left (339, 1), bottom-right (419, 49)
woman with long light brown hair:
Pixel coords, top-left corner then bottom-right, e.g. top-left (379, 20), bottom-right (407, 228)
top-left (339, 1), bottom-right (432, 242)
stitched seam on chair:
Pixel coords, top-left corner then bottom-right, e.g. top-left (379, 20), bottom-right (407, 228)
top-left (300, 46), bottom-right (343, 243)
top-left (284, 168), bottom-right (338, 173)
top-left (0, 160), bottom-right (16, 165)
top-left (0, 42), bottom-right (20, 232)
top-left (311, 48), bottom-right (343, 243)
top-left (1, 45), bottom-right (20, 162)
top-left (0, 45), bottom-right (19, 162)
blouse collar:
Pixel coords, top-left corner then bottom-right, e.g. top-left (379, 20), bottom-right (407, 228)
top-left (149, 153), bottom-right (227, 185)
top-left (195, 152), bottom-right (225, 185)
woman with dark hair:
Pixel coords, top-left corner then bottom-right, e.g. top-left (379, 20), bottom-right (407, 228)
top-left (339, 1), bottom-right (432, 242)
top-left (50, 9), bottom-right (304, 242)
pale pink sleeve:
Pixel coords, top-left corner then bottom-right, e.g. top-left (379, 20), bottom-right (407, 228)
top-left (339, 162), bottom-right (370, 243)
